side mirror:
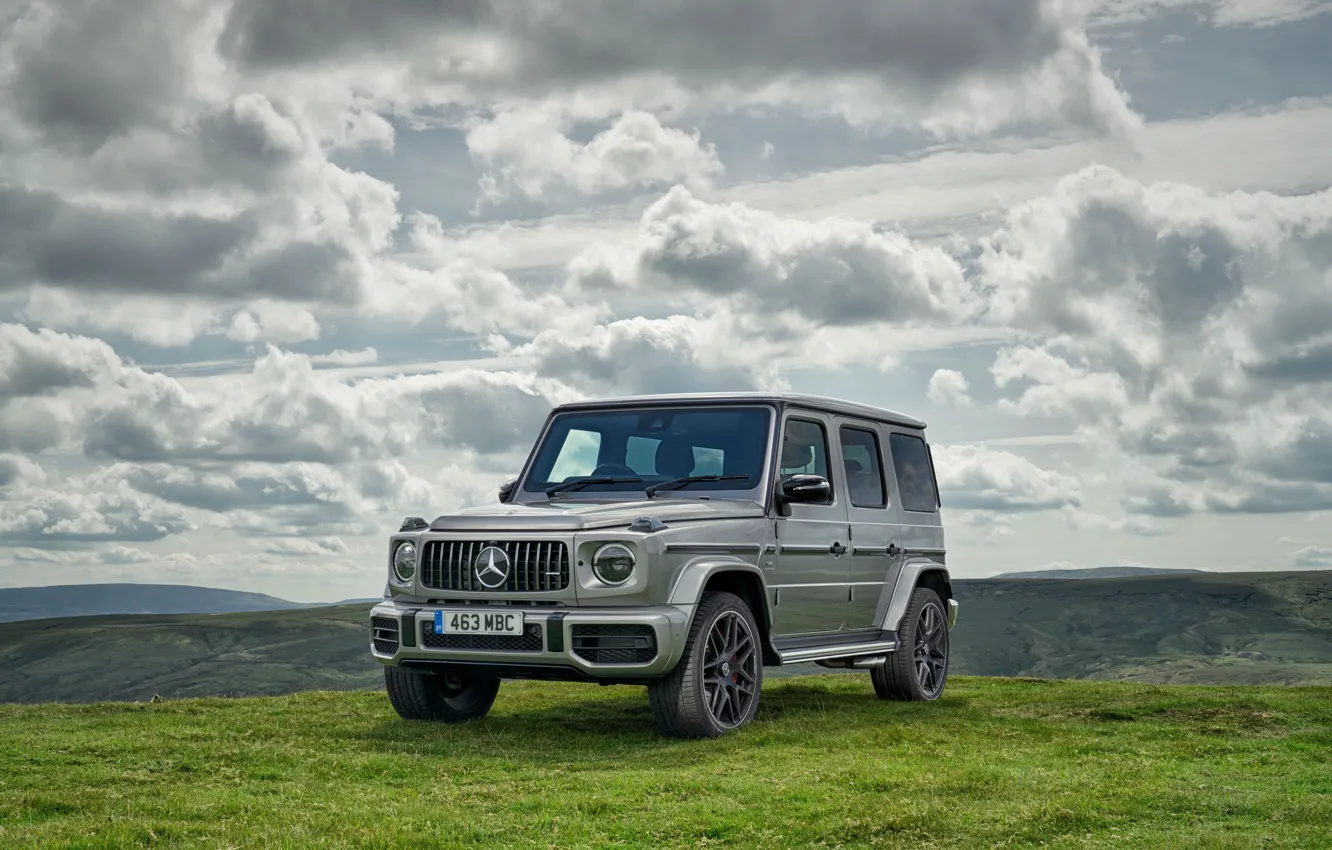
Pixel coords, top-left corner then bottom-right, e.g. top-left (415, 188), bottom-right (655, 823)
top-left (498, 478), bottom-right (518, 503)
top-left (776, 474), bottom-right (831, 515)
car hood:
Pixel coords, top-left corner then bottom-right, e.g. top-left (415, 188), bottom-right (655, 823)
top-left (428, 498), bottom-right (766, 532)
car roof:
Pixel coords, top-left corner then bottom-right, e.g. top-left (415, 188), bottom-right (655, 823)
top-left (551, 391), bottom-right (927, 430)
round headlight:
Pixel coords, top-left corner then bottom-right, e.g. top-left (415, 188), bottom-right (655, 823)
top-left (392, 541), bottom-right (417, 583)
top-left (592, 543), bottom-right (636, 586)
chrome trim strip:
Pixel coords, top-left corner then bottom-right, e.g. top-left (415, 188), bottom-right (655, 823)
top-left (778, 544), bottom-right (831, 554)
top-left (665, 543), bottom-right (763, 555)
top-left (905, 547), bottom-right (946, 556)
top-left (776, 639), bottom-right (898, 664)
top-left (851, 546), bottom-right (889, 556)
top-left (767, 581), bottom-right (885, 589)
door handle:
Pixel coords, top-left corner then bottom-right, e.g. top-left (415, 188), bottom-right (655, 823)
top-left (887, 543), bottom-right (901, 557)
top-left (830, 541), bottom-right (848, 556)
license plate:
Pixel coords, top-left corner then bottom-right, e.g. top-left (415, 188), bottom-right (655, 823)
top-left (434, 610), bottom-right (524, 636)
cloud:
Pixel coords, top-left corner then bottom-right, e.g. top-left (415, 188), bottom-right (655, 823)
top-left (1092, 0), bottom-right (1332, 28)
top-left (570, 186), bottom-right (977, 328)
top-left (218, 0), bottom-right (1137, 138)
top-left (469, 109), bottom-right (722, 204)
top-left (1291, 545), bottom-right (1332, 567)
top-left (977, 164), bottom-right (1332, 515)
top-left (311, 348), bottom-right (378, 367)
top-left (927, 369), bottom-right (974, 407)
top-left (933, 444), bottom-right (1083, 512)
top-left (226, 301), bottom-right (322, 344)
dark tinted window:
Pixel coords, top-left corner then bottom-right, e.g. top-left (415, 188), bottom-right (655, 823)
top-left (524, 406), bottom-right (770, 494)
top-left (889, 433), bottom-right (938, 513)
top-left (839, 426), bottom-right (887, 508)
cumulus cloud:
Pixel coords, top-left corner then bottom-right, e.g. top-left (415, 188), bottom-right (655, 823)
top-left (1291, 545), bottom-right (1332, 568)
top-left (469, 109), bottom-right (722, 204)
top-left (927, 369), bottom-right (974, 407)
top-left (977, 165), bottom-right (1332, 516)
top-left (932, 444), bottom-right (1083, 512)
top-left (570, 186), bottom-right (977, 328)
top-left (218, 0), bottom-right (1137, 137)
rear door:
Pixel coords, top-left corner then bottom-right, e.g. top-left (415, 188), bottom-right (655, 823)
top-left (770, 411), bottom-right (849, 637)
top-left (836, 419), bottom-right (900, 631)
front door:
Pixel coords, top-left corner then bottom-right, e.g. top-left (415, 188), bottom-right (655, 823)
top-left (770, 412), bottom-right (849, 637)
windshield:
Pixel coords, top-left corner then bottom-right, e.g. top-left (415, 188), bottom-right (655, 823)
top-left (521, 405), bottom-right (773, 498)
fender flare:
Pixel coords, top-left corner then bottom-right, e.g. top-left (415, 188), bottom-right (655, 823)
top-left (880, 557), bottom-right (952, 634)
top-left (667, 556), bottom-right (773, 626)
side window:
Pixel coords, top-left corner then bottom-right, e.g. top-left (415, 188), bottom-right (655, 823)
top-left (889, 433), bottom-right (938, 513)
top-left (780, 418), bottom-right (833, 502)
top-left (839, 426), bottom-right (887, 509)
top-left (548, 429), bottom-right (601, 481)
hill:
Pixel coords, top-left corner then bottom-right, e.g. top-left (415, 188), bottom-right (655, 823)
top-left (990, 566), bottom-right (1206, 579)
top-left (949, 570), bottom-right (1332, 685)
top-left (0, 583), bottom-right (321, 623)
top-left (1, 570), bottom-right (1329, 705)
top-left (1, 677), bottom-right (1328, 847)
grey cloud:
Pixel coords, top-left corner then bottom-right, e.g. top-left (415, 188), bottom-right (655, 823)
top-left (572, 186), bottom-right (975, 328)
top-left (9, 0), bottom-right (204, 150)
top-left (0, 487), bottom-right (193, 548)
top-left (220, 0), bottom-right (1059, 93)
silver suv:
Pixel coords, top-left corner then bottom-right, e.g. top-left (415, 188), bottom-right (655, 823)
top-left (369, 392), bottom-right (956, 738)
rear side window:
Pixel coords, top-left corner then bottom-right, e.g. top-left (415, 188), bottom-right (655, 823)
top-left (889, 433), bottom-right (938, 513)
top-left (839, 426), bottom-right (887, 509)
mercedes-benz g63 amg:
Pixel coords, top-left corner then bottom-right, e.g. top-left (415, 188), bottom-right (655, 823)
top-left (370, 392), bottom-right (955, 738)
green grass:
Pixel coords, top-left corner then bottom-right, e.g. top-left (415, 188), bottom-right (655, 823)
top-left (3, 676), bottom-right (1330, 848)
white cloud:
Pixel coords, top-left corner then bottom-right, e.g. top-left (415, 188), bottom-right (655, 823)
top-left (310, 348), bottom-right (378, 367)
top-left (933, 444), bottom-right (1083, 512)
top-left (226, 301), bottom-right (321, 344)
top-left (469, 109), bottom-right (722, 204)
top-left (1291, 546), bottom-right (1332, 567)
top-left (927, 369), bottom-right (973, 407)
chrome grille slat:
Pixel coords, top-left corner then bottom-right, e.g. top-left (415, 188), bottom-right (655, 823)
top-left (420, 540), bottom-right (570, 592)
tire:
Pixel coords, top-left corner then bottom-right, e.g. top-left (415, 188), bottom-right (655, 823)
top-left (872, 587), bottom-right (949, 701)
top-left (384, 666), bottom-right (501, 722)
top-left (648, 591), bottom-right (764, 738)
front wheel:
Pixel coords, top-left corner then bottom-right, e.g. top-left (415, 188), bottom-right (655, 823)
top-left (648, 591), bottom-right (763, 738)
top-left (384, 666), bottom-right (501, 722)
top-left (872, 587), bottom-right (950, 701)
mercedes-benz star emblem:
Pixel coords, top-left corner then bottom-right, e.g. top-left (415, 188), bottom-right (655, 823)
top-left (474, 545), bottom-right (511, 589)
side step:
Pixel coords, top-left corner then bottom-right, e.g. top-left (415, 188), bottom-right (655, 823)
top-left (772, 637), bottom-right (897, 665)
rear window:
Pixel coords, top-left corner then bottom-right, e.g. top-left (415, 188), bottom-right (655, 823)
top-left (888, 433), bottom-right (938, 513)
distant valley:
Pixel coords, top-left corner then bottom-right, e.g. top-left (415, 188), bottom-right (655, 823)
top-left (990, 566), bottom-right (1207, 580)
top-left (0, 583), bottom-right (378, 623)
top-left (1, 570), bottom-right (1329, 704)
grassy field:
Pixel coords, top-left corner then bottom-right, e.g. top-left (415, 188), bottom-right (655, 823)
top-left (4, 570), bottom-right (1331, 705)
top-left (2, 675), bottom-right (1330, 848)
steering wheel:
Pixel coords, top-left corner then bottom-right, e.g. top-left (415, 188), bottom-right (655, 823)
top-left (591, 463), bottom-right (637, 476)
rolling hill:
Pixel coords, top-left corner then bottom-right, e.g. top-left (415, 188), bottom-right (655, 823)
top-left (990, 566), bottom-right (1206, 579)
top-left (1, 570), bottom-right (1329, 704)
top-left (0, 583), bottom-right (378, 623)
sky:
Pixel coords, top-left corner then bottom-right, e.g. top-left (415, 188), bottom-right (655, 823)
top-left (1, 0), bottom-right (1331, 602)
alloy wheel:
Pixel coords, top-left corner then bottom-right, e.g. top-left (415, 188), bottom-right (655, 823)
top-left (702, 610), bottom-right (759, 728)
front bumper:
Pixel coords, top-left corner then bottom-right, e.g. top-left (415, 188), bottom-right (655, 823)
top-left (369, 601), bottom-right (694, 679)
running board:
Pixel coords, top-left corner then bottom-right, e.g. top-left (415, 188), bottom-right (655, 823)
top-left (773, 640), bottom-right (898, 665)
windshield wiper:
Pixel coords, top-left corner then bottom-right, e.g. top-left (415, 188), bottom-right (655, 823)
top-left (545, 476), bottom-right (644, 497)
top-left (645, 474), bottom-right (750, 499)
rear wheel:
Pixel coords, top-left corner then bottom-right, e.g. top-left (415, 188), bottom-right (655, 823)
top-left (648, 591), bottom-right (763, 738)
top-left (384, 666), bottom-right (501, 722)
top-left (872, 587), bottom-right (949, 701)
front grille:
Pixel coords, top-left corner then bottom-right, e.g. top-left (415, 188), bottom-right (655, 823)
top-left (371, 616), bottom-right (400, 655)
top-left (420, 540), bottom-right (570, 592)
top-left (420, 621), bottom-right (544, 653)
top-left (571, 624), bottom-right (658, 664)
